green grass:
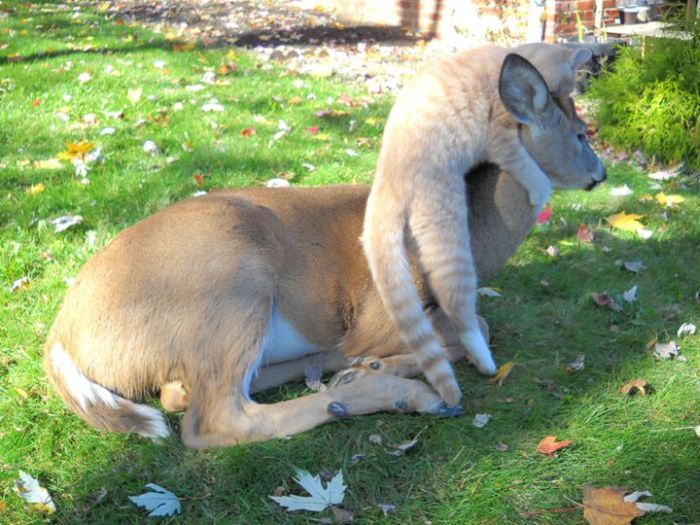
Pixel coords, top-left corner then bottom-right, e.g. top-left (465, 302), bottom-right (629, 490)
top-left (1, 2), bottom-right (699, 523)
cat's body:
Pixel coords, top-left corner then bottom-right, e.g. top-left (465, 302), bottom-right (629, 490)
top-left (362, 44), bottom-right (606, 406)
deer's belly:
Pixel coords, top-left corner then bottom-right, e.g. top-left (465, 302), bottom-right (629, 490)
top-left (261, 306), bottom-right (318, 365)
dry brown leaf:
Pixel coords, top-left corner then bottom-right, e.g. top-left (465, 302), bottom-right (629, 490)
top-left (583, 486), bottom-right (644, 525)
top-left (537, 435), bottom-right (572, 456)
top-left (590, 292), bottom-right (623, 312)
top-left (619, 379), bottom-right (651, 396)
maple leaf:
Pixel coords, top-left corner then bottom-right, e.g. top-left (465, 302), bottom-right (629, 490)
top-left (129, 483), bottom-right (181, 517)
top-left (57, 141), bottom-right (94, 161)
top-left (537, 435), bottom-right (572, 456)
top-left (619, 378), bottom-right (651, 396)
top-left (13, 471), bottom-right (56, 514)
top-left (654, 341), bottom-right (679, 359)
top-left (269, 469), bottom-right (345, 512)
top-left (488, 361), bottom-right (514, 386)
top-left (605, 211), bottom-right (646, 232)
top-left (582, 486), bottom-right (671, 525)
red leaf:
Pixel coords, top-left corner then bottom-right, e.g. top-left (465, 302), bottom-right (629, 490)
top-left (307, 125), bottom-right (319, 135)
top-left (193, 173), bottom-right (204, 185)
top-left (537, 435), bottom-right (572, 456)
top-left (536, 206), bottom-right (552, 225)
top-left (240, 127), bottom-right (256, 137)
top-left (32, 98), bottom-right (41, 108)
top-left (576, 223), bottom-right (594, 242)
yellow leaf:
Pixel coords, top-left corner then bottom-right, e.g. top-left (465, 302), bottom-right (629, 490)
top-left (314, 133), bottom-right (331, 141)
top-left (33, 159), bottom-right (63, 170)
top-left (605, 211), bottom-right (646, 232)
top-left (14, 387), bottom-right (29, 399)
top-left (127, 87), bottom-right (142, 103)
top-left (655, 192), bottom-right (685, 207)
top-left (226, 49), bottom-right (237, 61)
top-left (488, 361), bottom-right (514, 386)
top-left (26, 183), bottom-right (46, 195)
top-left (57, 141), bottom-right (93, 160)
top-left (639, 193), bottom-right (654, 202)
top-left (287, 96), bottom-right (303, 106)
top-left (365, 116), bottom-right (382, 126)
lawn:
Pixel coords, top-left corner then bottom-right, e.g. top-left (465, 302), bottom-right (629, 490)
top-left (1, 1), bottom-right (699, 523)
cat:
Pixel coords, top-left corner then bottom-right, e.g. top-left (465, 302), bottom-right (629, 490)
top-left (361, 44), bottom-right (606, 407)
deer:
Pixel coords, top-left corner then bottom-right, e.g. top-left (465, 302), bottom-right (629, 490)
top-left (43, 45), bottom-right (604, 448)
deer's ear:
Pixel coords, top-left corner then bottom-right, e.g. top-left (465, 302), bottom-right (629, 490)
top-left (499, 53), bottom-right (551, 126)
top-left (569, 47), bottom-right (592, 69)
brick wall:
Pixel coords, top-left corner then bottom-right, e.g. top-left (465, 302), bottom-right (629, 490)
top-left (309, 0), bottom-right (617, 42)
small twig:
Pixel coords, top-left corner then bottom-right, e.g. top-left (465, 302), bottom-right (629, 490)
top-left (180, 492), bottom-right (211, 502)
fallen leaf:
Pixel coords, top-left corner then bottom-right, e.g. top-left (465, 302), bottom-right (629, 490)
top-left (266, 178), bottom-right (290, 188)
top-left (287, 96), bottom-right (302, 106)
top-left (488, 361), bottom-right (514, 386)
top-left (537, 435), bottom-right (572, 456)
top-left (13, 471), bottom-right (55, 514)
top-left (307, 125), bottom-right (320, 135)
top-left (127, 87), bottom-right (142, 103)
top-left (619, 378), bottom-right (651, 396)
top-left (377, 502), bottom-right (397, 515)
top-left (639, 193), bottom-right (654, 202)
top-left (623, 490), bottom-right (672, 513)
top-left (51, 215), bottom-right (83, 233)
top-left (26, 183), bottom-right (46, 194)
top-left (655, 192), bottom-right (685, 208)
top-left (77, 72), bottom-right (91, 84)
top-left (350, 454), bottom-right (365, 465)
top-left (610, 184), bottom-right (633, 196)
top-left (545, 245), bottom-right (559, 257)
top-left (563, 354), bottom-right (585, 373)
top-left (28, 155), bottom-right (59, 170)
top-left (10, 277), bottom-right (30, 292)
top-left (654, 341), bottom-right (679, 359)
top-left (202, 102), bottom-right (224, 112)
top-left (142, 140), bottom-right (159, 155)
top-left (605, 211), bottom-right (646, 233)
top-left (368, 434), bottom-right (382, 445)
top-left (269, 469), bottom-right (345, 512)
top-left (622, 261), bottom-right (645, 273)
top-left (240, 127), bottom-right (256, 137)
top-left (576, 223), bottom-right (594, 242)
top-left (623, 285), bottom-right (638, 303)
top-left (129, 483), bottom-right (181, 517)
top-left (536, 206), bottom-right (552, 225)
top-left (590, 292), bottom-right (623, 312)
top-left (57, 141), bottom-right (94, 161)
top-left (472, 413), bottom-right (491, 428)
top-left (365, 116), bottom-right (382, 126)
top-left (582, 486), bottom-right (644, 525)
top-left (495, 442), bottom-right (508, 452)
top-left (314, 133), bottom-right (331, 141)
top-left (677, 322), bottom-right (696, 338)
top-left (387, 437), bottom-right (418, 456)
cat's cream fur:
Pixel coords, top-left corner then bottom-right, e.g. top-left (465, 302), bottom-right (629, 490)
top-left (362, 45), bottom-right (606, 407)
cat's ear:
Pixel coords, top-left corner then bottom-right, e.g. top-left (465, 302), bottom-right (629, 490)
top-left (499, 53), bottom-right (551, 126)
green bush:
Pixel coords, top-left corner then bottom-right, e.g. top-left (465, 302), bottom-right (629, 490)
top-left (588, 19), bottom-right (700, 169)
